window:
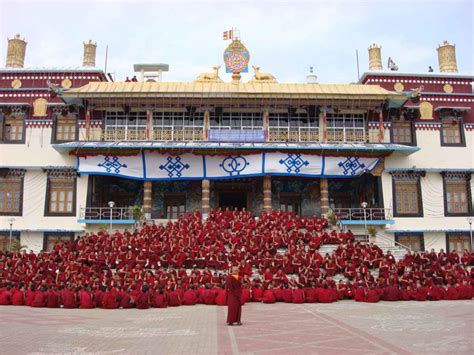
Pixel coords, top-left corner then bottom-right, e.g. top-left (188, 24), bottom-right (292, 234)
top-left (279, 193), bottom-right (301, 215)
top-left (54, 114), bottom-right (77, 142)
top-left (1, 111), bottom-right (25, 143)
top-left (46, 176), bottom-right (76, 216)
top-left (395, 233), bottom-right (424, 252)
top-left (441, 117), bottom-right (464, 146)
top-left (446, 233), bottom-right (472, 253)
top-left (0, 176), bottom-right (23, 215)
top-left (0, 232), bottom-right (20, 251)
top-left (393, 174), bottom-right (423, 217)
top-left (443, 174), bottom-right (471, 216)
top-left (391, 119), bottom-right (414, 145)
top-left (43, 232), bottom-right (74, 252)
top-left (165, 194), bottom-right (186, 219)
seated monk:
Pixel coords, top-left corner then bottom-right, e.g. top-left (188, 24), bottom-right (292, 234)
top-left (154, 288), bottom-right (168, 308)
top-left (292, 286), bottom-right (305, 304)
top-left (242, 287), bottom-right (251, 304)
top-left (11, 286), bottom-right (25, 306)
top-left (136, 285), bottom-right (152, 309)
top-left (252, 286), bottom-right (264, 302)
top-left (0, 286), bottom-right (12, 305)
top-left (445, 285), bottom-right (459, 300)
top-left (32, 285), bottom-right (48, 307)
top-left (182, 287), bottom-right (198, 305)
top-left (47, 286), bottom-right (61, 308)
top-left (203, 286), bottom-right (217, 305)
top-left (102, 287), bottom-right (119, 309)
top-left (25, 285), bottom-right (37, 307)
top-left (282, 286), bottom-right (293, 303)
top-left (62, 285), bottom-right (78, 309)
top-left (383, 285), bottom-right (400, 301)
top-left (354, 285), bottom-right (367, 302)
top-left (79, 285), bottom-right (95, 309)
top-left (365, 288), bottom-right (380, 303)
top-left (168, 289), bottom-right (182, 307)
top-left (262, 287), bottom-right (276, 304)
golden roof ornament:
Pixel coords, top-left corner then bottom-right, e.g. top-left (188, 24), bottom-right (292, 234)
top-left (195, 65), bottom-right (223, 82)
top-left (223, 31), bottom-right (250, 82)
top-left (250, 65), bottom-right (277, 83)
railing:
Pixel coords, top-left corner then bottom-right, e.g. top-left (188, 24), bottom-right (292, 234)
top-left (268, 127), bottom-right (320, 142)
top-left (327, 127), bottom-right (367, 143)
top-left (376, 233), bottom-right (412, 252)
top-left (333, 207), bottom-right (393, 221)
top-left (102, 126), bottom-right (148, 141)
top-left (79, 207), bottom-right (133, 221)
top-left (153, 126), bottom-right (204, 141)
top-left (209, 126), bottom-right (264, 131)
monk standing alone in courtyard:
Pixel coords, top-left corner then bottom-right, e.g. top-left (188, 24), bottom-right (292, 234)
top-left (226, 267), bottom-right (242, 326)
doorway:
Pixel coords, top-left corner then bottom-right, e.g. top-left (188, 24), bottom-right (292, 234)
top-left (218, 191), bottom-right (248, 210)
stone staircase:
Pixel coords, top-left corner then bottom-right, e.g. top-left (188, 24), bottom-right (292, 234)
top-left (374, 233), bottom-right (409, 261)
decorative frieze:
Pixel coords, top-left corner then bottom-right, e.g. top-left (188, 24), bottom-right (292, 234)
top-left (390, 170), bottom-right (426, 180)
top-left (415, 122), bottom-right (441, 131)
top-left (441, 171), bottom-right (471, 181)
top-left (43, 168), bottom-right (77, 178)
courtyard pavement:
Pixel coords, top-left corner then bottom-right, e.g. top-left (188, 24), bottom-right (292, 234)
top-left (0, 300), bottom-right (472, 354)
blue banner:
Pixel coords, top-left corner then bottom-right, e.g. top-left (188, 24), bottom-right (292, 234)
top-left (209, 130), bottom-right (266, 142)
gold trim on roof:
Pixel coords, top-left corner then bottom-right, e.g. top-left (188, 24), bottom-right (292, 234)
top-left (61, 81), bottom-right (404, 100)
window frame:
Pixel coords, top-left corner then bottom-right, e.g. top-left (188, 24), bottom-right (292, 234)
top-left (440, 116), bottom-right (466, 147)
top-left (44, 176), bottom-right (77, 217)
top-left (390, 119), bottom-right (416, 146)
top-left (442, 173), bottom-right (472, 217)
top-left (0, 232), bottom-right (21, 251)
top-left (446, 232), bottom-right (472, 253)
top-left (42, 232), bottom-right (75, 252)
top-left (0, 175), bottom-right (24, 216)
top-left (395, 232), bottom-right (425, 252)
top-left (51, 113), bottom-right (78, 143)
top-left (392, 174), bottom-right (424, 217)
top-left (164, 193), bottom-right (186, 219)
top-left (1, 111), bottom-right (26, 144)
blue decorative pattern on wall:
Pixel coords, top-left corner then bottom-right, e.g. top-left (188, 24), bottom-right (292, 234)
top-left (219, 155), bottom-right (250, 176)
top-left (338, 157), bottom-right (367, 176)
top-left (279, 153), bottom-right (310, 173)
top-left (159, 156), bottom-right (190, 178)
top-left (97, 156), bottom-right (128, 174)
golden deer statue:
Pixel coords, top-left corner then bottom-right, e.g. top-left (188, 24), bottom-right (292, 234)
top-left (252, 65), bottom-right (276, 81)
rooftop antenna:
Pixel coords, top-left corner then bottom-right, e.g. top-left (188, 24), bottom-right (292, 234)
top-left (356, 49), bottom-right (360, 81)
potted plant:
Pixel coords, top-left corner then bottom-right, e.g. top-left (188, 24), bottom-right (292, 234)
top-left (9, 239), bottom-right (28, 252)
top-left (367, 226), bottom-right (377, 243)
top-left (131, 204), bottom-right (144, 227)
top-left (326, 211), bottom-right (338, 230)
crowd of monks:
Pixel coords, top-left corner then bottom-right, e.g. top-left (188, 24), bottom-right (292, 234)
top-left (0, 209), bottom-right (473, 309)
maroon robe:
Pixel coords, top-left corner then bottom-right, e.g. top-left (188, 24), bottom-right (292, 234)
top-left (226, 274), bottom-right (242, 324)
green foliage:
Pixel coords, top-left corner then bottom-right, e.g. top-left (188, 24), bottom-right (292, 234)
top-left (368, 226), bottom-right (377, 237)
top-left (327, 211), bottom-right (338, 226)
top-left (9, 238), bottom-right (28, 252)
top-left (131, 204), bottom-right (144, 223)
top-left (98, 224), bottom-right (108, 233)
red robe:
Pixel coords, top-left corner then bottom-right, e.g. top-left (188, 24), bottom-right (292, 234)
top-left (102, 290), bottom-right (119, 309)
top-left (31, 291), bottom-right (47, 307)
top-left (79, 290), bottom-right (95, 309)
top-left (168, 290), bottom-right (182, 307)
top-left (154, 293), bottom-right (168, 308)
top-left (25, 290), bottom-right (36, 306)
top-left (136, 291), bottom-right (151, 309)
top-left (0, 290), bottom-right (12, 305)
top-left (216, 289), bottom-right (227, 306)
top-left (47, 290), bottom-right (60, 308)
top-left (62, 289), bottom-right (78, 308)
top-left (252, 287), bottom-right (264, 302)
top-left (11, 290), bottom-right (25, 306)
top-left (183, 290), bottom-right (198, 305)
top-left (226, 274), bottom-right (242, 324)
top-left (262, 289), bottom-right (276, 303)
top-left (292, 289), bottom-right (305, 304)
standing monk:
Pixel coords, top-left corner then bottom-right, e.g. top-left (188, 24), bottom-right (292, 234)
top-left (226, 267), bottom-right (242, 326)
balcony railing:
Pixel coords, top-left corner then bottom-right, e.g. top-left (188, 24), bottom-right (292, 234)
top-left (269, 127), bottom-right (320, 142)
top-left (327, 127), bottom-right (367, 143)
top-left (79, 207), bottom-right (134, 221)
top-left (153, 126), bottom-right (204, 141)
top-left (102, 126), bottom-right (148, 141)
top-left (333, 208), bottom-right (393, 222)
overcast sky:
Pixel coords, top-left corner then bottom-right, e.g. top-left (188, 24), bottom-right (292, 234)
top-left (0, 0), bottom-right (472, 83)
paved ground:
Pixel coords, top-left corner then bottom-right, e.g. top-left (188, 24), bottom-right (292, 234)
top-left (0, 300), bottom-right (472, 354)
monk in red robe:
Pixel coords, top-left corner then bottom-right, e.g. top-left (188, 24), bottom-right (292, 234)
top-left (226, 267), bottom-right (242, 326)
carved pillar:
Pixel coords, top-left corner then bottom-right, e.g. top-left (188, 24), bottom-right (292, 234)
top-left (201, 179), bottom-right (210, 218)
top-left (320, 178), bottom-right (329, 216)
top-left (378, 110), bottom-right (385, 143)
top-left (85, 108), bottom-right (91, 141)
top-left (143, 180), bottom-right (152, 219)
top-left (320, 108), bottom-right (328, 143)
top-left (146, 109), bottom-right (152, 140)
top-left (203, 109), bottom-right (210, 141)
top-left (263, 109), bottom-right (270, 142)
top-left (263, 175), bottom-right (272, 211)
